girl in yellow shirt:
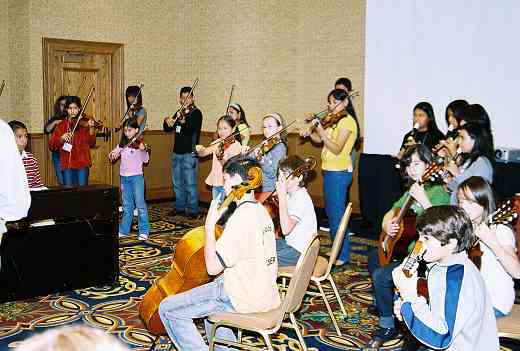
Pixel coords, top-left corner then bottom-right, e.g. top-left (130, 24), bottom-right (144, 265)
top-left (301, 88), bottom-right (360, 265)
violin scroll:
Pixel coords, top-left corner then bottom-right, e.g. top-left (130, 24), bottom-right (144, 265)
top-left (218, 166), bottom-right (262, 211)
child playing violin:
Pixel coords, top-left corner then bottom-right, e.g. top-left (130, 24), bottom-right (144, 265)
top-left (8, 120), bottom-right (44, 189)
top-left (48, 96), bottom-right (96, 187)
top-left (195, 115), bottom-right (242, 200)
top-left (109, 118), bottom-right (150, 240)
top-left (300, 88), bottom-right (360, 266)
top-left (227, 102), bottom-right (250, 147)
top-left (248, 113), bottom-right (288, 203)
top-left (125, 85), bottom-right (147, 133)
top-left (275, 155), bottom-right (317, 266)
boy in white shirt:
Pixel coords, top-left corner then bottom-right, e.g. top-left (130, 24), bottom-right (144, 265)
top-left (275, 155), bottom-right (317, 266)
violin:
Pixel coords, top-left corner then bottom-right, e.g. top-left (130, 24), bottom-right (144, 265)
top-left (139, 166), bottom-right (261, 335)
top-left (115, 83), bottom-right (144, 132)
top-left (71, 113), bottom-right (104, 130)
top-left (303, 110), bottom-right (348, 136)
top-left (247, 120), bottom-right (295, 160)
top-left (125, 132), bottom-right (151, 152)
top-left (261, 157), bottom-right (317, 239)
top-left (256, 135), bottom-right (281, 160)
top-left (216, 137), bottom-right (235, 160)
top-left (166, 78), bottom-right (199, 126)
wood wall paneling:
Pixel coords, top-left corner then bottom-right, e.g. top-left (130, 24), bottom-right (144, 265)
top-left (30, 130), bottom-right (360, 213)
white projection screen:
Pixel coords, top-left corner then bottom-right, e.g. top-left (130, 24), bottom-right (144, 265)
top-left (364, 0), bottom-right (520, 155)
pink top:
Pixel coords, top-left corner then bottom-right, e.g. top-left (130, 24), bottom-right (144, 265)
top-left (112, 146), bottom-right (150, 177)
top-left (205, 141), bottom-right (241, 186)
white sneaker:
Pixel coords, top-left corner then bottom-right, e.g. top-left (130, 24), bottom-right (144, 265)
top-left (118, 232), bottom-right (128, 238)
top-left (138, 234), bottom-right (149, 241)
top-left (319, 226), bottom-right (330, 232)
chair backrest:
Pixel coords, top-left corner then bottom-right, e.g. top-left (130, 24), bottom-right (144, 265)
top-left (325, 202), bottom-right (353, 274)
top-left (276, 235), bottom-right (320, 324)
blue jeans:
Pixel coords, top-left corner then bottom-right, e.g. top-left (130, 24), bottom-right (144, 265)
top-left (63, 167), bottom-right (89, 187)
top-left (368, 248), bottom-right (400, 328)
top-left (276, 239), bottom-right (301, 267)
top-left (171, 152), bottom-right (199, 214)
top-left (51, 151), bottom-right (64, 185)
top-left (159, 276), bottom-right (237, 351)
top-left (323, 170), bottom-right (353, 262)
top-left (119, 175), bottom-right (149, 236)
top-left (212, 186), bottom-right (225, 201)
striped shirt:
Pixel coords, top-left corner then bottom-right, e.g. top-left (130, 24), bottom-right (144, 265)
top-left (21, 151), bottom-right (44, 189)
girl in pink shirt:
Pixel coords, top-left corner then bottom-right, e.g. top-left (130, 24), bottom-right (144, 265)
top-left (109, 119), bottom-right (150, 240)
top-left (196, 115), bottom-right (242, 200)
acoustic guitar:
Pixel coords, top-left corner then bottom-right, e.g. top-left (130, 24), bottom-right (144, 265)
top-left (378, 161), bottom-right (443, 266)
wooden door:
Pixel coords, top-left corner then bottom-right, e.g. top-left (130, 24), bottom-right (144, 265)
top-left (43, 38), bottom-right (123, 186)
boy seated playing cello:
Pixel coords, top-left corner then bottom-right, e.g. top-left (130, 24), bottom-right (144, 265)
top-left (158, 155), bottom-right (280, 350)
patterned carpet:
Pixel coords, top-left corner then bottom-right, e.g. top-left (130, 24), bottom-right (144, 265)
top-left (0, 202), bottom-right (518, 350)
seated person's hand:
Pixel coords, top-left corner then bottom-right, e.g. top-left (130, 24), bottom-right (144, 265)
top-left (392, 264), bottom-right (418, 301)
top-left (393, 297), bottom-right (404, 321)
top-left (385, 217), bottom-right (400, 237)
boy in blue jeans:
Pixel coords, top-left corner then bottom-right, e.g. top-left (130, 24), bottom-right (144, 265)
top-left (392, 205), bottom-right (499, 350)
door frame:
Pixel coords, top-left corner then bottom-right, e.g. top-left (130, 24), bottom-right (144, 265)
top-left (42, 37), bottom-right (124, 185)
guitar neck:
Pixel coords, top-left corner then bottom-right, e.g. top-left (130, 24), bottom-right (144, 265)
top-left (396, 193), bottom-right (414, 222)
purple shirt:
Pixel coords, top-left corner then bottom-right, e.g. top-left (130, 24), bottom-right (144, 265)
top-left (112, 146), bottom-right (149, 176)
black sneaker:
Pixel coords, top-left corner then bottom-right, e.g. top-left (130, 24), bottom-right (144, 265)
top-left (367, 304), bottom-right (379, 316)
top-left (365, 327), bottom-right (398, 349)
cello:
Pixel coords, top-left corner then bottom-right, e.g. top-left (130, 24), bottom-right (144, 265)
top-left (139, 166), bottom-right (263, 335)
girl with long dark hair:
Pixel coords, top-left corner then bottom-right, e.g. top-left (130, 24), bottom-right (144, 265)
top-left (300, 88), bottom-right (360, 265)
top-left (44, 95), bottom-right (68, 184)
top-left (396, 101), bottom-right (445, 159)
top-left (227, 103), bottom-right (250, 147)
top-left (48, 96), bottom-right (96, 186)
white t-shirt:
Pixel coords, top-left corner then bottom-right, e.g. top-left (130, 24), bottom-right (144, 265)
top-left (216, 200), bottom-right (281, 313)
top-left (285, 188), bottom-right (317, 253)
top-left (480, 224), bottom-right (517, 314)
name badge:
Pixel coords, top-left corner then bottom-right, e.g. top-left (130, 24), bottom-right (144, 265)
top-left (175, 125), bottom-right (181, 133)
top-left (62, 142), bottom-right (73, 152)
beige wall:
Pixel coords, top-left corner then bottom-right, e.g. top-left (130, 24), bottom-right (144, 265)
top-left (1, 0), bottom-right (365, 135)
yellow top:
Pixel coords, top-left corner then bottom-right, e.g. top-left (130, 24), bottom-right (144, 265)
top-left (321, 114), bottom-right (358, 171)
top-left (237, 123), bottom-right (250, 146)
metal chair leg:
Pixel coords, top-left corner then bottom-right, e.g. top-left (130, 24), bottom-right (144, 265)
top-left (328, 276), bottom-right (347, 316)
top-left (289, 312), bottom-right (308, 351)
top-left (317, 281), bottom-right (342, 336)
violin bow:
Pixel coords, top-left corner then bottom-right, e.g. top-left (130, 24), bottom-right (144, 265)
top-left (225, 84), bottom-right (235, 115)
top-left (117, 83), bottom-right (144, 129)
top-left (0, 80), bottom-right (6, 98)
top-left (70, 86), bottom-right (95, 135)
top-left (171, 78), bottom-right (199, 125)
top-left (245, 120), bottom-right (296, 157)
top-left (209, 126), bottom-right (249, 147)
